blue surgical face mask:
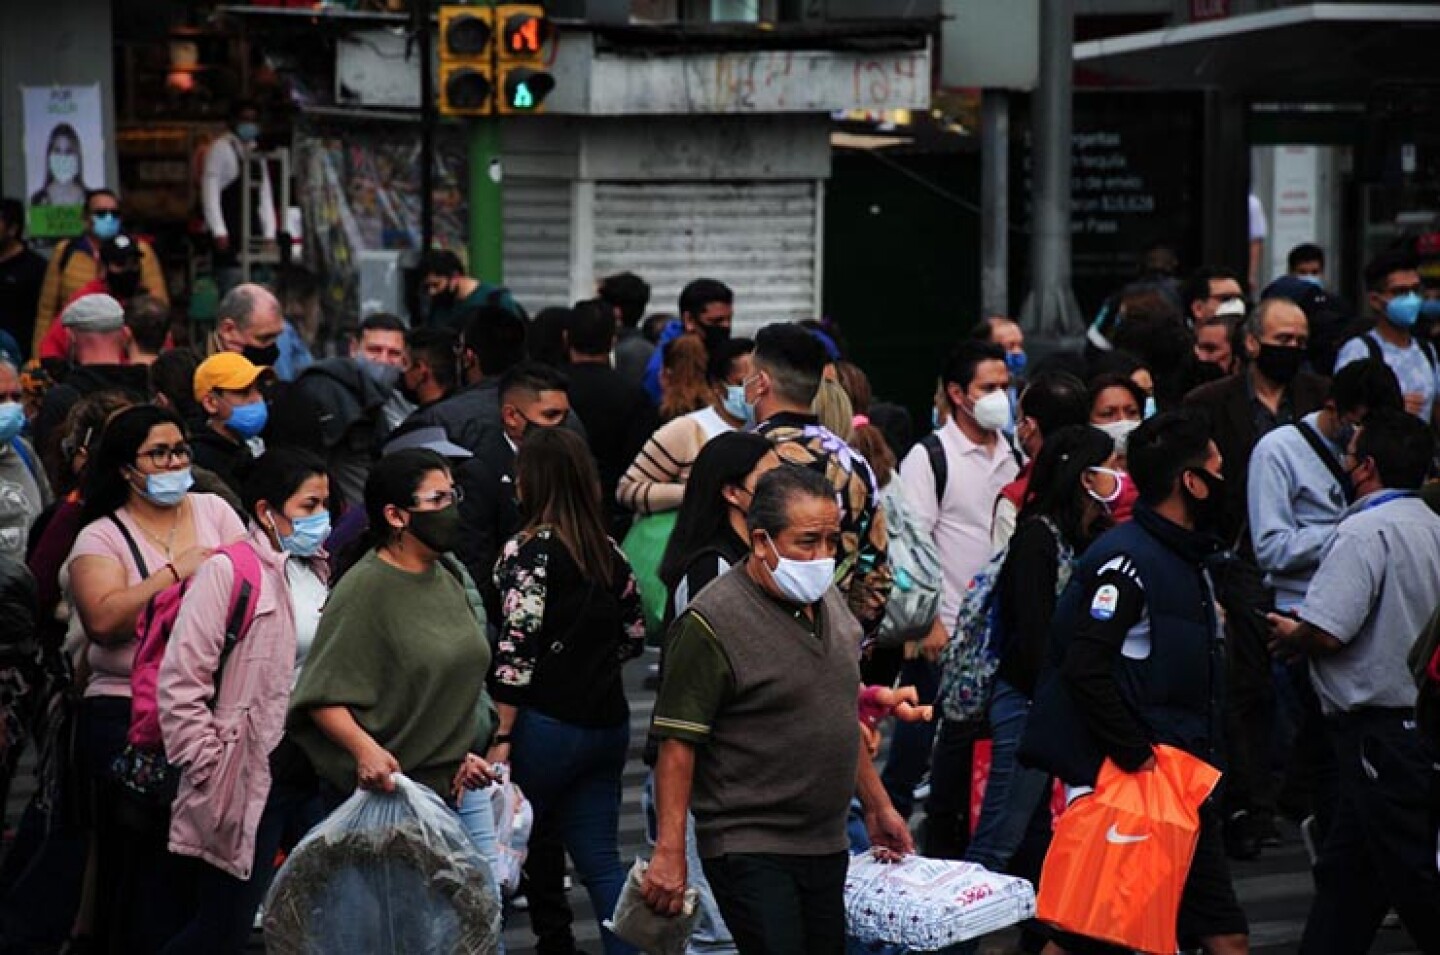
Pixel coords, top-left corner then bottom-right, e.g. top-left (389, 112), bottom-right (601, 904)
top-left (92, 213), bottom-right (121, 240)
top-left (235, 122), bottom-right (260, 144)
top-left (49, 153), bottom-right (79, 184)
top-left (1298, 274), bottom-right (1323, 288)
top-left (1005, 351), bottom-right (1028, 378)
top-left (0, 403), bottom-right (24, 444)
top-left (1421, 298), bottom-right (1440, 320)
top-left (1386, 292), bottom-right (1422, 329)
top-left (276, 511), bottom-right (330, 557)
top-left (1143, 396), bottom-right (1157, 419)
top-left (931, 406), bottom-right (942, 430)
top-left (139, 467), bottom-right (193, 508)
top-left (225, 400), bottom-right (268, 439)
top-left (723, 384), bottom-right (754, 426)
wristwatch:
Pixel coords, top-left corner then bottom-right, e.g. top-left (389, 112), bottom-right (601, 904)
top-left (492, 733), bottom-right (512, 745)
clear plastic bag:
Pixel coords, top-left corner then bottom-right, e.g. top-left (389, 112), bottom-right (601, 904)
top-left (604, 857), bottom-right (699, 955)
top-left (487, 764), bottom-right (532, 899)
top-left (263, 773), bottom-right (502, 955)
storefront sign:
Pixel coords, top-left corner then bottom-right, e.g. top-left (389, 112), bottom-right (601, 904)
top-left (1190, 0), bottom-right (1229, 22)
top-left (1268, 146), bottom-right (1320, 283)
top-left (23, 85), bottom-right (106, 238)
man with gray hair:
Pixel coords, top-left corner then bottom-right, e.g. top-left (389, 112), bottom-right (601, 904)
top-left (1183, 295), bottom-right (1328, 859)
top-left (207, 282), bottom-right (285, 367)
top-left (33, 294), bottom-right (150, 454)
top-left (643, 465), bottom-right (911, 952)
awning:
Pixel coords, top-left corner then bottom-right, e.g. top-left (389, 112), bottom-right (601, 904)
top-left (1074, 3), bottom-right (1440, 100)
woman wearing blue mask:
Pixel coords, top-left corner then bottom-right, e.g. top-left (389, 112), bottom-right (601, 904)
top-left (156, 448), bottom-right (332, 955)
top-left (67, 404), bottom-right (246, 952)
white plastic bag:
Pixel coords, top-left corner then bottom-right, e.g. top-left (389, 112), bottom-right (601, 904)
top-left (844, 851), bottom-right (1036, 949)
top-left (488, 764), bottom-right (533, 899)
top-left (263, 773), bottom-right (502, 955)
top-left (603, 857), bottom-right (699, 955)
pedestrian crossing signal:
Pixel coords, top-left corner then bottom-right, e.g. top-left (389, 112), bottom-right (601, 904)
top-left (496, 4), bottom-right (554, 114)
top-left (438, 6), bottom-right (496, 116)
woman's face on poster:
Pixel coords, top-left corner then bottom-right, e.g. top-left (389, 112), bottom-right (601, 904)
top-left (47, 131), bottom-right (81, 183)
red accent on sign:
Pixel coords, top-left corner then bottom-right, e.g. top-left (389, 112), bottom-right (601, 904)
top-left (1191, 0), bottom-right (1229, 22)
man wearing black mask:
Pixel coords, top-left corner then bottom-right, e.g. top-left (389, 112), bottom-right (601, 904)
top-left (1184, 297), bottom-right (1328, 860)
top-left (641, 278), bottom-right (734, 403)
top-left (1021, 409), bottom-right (1248, 955)
top-left (205, 282), bottom-right (285, 367)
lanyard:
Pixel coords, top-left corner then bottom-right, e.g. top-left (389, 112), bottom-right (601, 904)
top-left (1358, 490), bottom-right (1417, 513)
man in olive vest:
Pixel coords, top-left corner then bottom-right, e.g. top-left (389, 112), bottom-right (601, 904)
top-left (642, 465), bottom-right (911, 953)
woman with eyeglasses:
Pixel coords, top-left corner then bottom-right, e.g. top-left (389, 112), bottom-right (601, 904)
top-left (66, 404), bottom-right (246, 953)
top-left (962, 425), bottom-right (1118, 934)
top-left (287, 447), bottom-right (496, 811)
top-left (487, 428), bottom-right (647, 955)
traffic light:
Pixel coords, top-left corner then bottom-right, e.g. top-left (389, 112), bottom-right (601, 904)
top-left (496, 4), bottom-right (554, 114)
top-left (438, 6), bottom-right (495, 116)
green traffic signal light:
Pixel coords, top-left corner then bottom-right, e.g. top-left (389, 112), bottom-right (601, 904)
top-left (504, 69), bottom-right (555, 111)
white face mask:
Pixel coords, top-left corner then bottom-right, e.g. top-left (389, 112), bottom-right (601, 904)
top-left (968, 390), bottom-right (1012, 433)
top-left (1086, 466), bottom-right (1126, 506)
top-left (1097, 418), bottom-right (1140, 454)
top-left (762, 531), bottom-right (835, 605)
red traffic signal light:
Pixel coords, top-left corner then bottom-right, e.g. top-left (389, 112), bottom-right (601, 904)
top-left (503, 13), bottom-right (551, 55)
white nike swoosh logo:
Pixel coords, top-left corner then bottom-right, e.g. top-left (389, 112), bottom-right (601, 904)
top-left (1106, 823), bottom-right (1150, 845)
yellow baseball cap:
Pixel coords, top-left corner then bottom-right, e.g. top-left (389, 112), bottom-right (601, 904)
top-left (193, 352), bottom-right (270, 402)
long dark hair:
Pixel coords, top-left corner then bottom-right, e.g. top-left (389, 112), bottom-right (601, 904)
top-left (80, 404), bottom-right (188, 525)
top-left (1016, 424), bottom-right (1116, 546)
top-left (514, 428), bottom-right (614, 582)
top-left (658, 431), bottom-right (772, 591)
top-left (334, 448), bottom-right (448, 581)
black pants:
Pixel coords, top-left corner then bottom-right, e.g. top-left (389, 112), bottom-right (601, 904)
top-left (702, 851), bottom-right (848, 955)
top-left (923, 717), bottom-right (977, 860)
top-left (1213, 552), bottom-right (1277, 821)
top-left (1299, 709), bottom-right (1440, 954)
top-left (524, 813), bottom-right (579, 955)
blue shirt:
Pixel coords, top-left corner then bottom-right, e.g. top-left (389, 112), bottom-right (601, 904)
top-left (1334, 331), bottom-right (1440, 423)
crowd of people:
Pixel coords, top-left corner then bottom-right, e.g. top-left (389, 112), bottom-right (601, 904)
top-left (0, 185), bottom-right (1439, 955)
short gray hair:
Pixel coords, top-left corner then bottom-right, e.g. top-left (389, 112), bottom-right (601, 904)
top-left (747, 464), bottom-right (836, 538)
top-left (216, 283), bottom-right (278, 330)
top-left (1246, 296), bottom-right (1303, 339)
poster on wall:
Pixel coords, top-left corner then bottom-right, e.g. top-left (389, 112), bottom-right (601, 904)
top-left (23, 84), bottom-right (106, 238)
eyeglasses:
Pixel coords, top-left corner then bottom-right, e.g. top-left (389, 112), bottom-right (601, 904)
top-left (0, 391), bottom-right (22, 403)
top-left (1385, 284), bottom-right (1422, 297)
top-left (135, 443), bottom-right (192, 468)
top-left (411, 486), bottom-right (463, 508)
top-left (90, 209), bottom-right (120, 219)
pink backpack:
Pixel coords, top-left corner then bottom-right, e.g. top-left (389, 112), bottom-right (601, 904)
top-left (110, 516), bottom-right (263, 750)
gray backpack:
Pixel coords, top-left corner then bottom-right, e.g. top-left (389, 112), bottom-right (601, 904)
top-left (875, 482), bottom-right (944, 647)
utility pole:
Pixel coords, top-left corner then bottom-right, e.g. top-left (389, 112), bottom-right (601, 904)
top-left (1018, 0), bottom-right (1083, 344)
top-left (468, 119), bottom-right (504, 284)
top-left (980, 90), bottom-right (1009, 318)
top-left (414, 0), bottom-right (435, 256)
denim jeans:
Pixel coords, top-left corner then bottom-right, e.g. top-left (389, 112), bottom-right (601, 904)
top-left (964, 679), bottom-right (1051, 873)
top-left (457, 786), bottom-right (507, 954)
top-left (509, 709), bottom-right (636, 955)
top-left (642, 772), bottom-right (737, 954)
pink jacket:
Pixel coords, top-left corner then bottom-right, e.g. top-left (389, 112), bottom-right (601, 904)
top-left (158, 528), bottom-right (328, 880)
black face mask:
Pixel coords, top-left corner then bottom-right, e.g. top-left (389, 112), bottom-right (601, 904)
top-left (108, 270), bottom-right (141, 299)
top-left (1254, 344), bottom-right (1305, 386)
top-left (698, 322), bottom-right (731, 355)
top-left (429, 284), bottom-right (458, 314)
top-left (1183, 468), bottom-right (1226, 532)
top-left (406, 504), bottom-right (461, 553)
top-left (242, 343), bottom-right (281, 367)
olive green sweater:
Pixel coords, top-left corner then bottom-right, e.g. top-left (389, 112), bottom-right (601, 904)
top-left (288, 550), bottom-right (493, 798)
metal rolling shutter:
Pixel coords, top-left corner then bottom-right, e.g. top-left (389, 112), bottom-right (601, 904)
top-left (592, 181), bottom-right (819, 334)
top-left (503, 178), bottom-right (572, 314)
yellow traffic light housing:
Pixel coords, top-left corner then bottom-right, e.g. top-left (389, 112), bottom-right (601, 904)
top-left (495, 4), bottom-right (554, 114)
top-left (439, 6), bottom-right (495, 116)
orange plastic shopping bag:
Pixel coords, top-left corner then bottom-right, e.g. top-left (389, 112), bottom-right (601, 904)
top-left (1035, 745), bottom-right (1221, 954)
